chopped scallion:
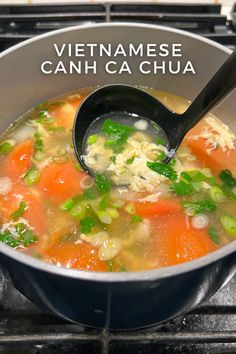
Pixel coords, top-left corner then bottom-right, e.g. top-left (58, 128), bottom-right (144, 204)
top-left (23, 166), bottom-right (40, 186)
top-left (80, 216), bottom-right (97, 234)
top-left (87, 134), bottom-right (98, 145)
top-left (11, 201), bottom-right (27, 220)
top-left (208, 226), bottom-right (220, 244)
top-left (220, 215), bottom-right (236, 237)
top-left (0, 140), bottom-right (14, 155)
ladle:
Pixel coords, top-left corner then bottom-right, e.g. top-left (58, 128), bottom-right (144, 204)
top-left (73, 50), bottom-right (236, 174)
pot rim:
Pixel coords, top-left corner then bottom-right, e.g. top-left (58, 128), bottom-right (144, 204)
top-left (0, 22), bottom-right (235, 282)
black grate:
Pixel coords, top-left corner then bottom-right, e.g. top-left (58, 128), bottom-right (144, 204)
top-left (0, 2), bottom-right (236, 52)
top-left (0, 270), bottom-right (235, 353)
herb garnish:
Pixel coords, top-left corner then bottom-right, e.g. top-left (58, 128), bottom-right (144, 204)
top-left (0, 223), bottom-right (37, 248)
top-left (219, 170), bottom-right (236, 187)
top-left (147, 161), bottom-right (177, 181)
top-left (208, 226), bottom-right (220, 244)
top-left (182, 199), bottom-right (216, 216)
top-left (11, 201), bottom-right (27, 220)
top-left (102, 119), bottom-right (135, 153)
top-left (95, 173), bottom-right (112, 194)
top-left (80, 215), bottom-right (97, 234)
top-left (0, 140), bottom-right (14, 156)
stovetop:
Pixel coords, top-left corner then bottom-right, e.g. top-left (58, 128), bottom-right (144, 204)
top-left (0, 268), bottom-right (235, 353)
top-left (0, 2), bottom-right (236, 353)
top-left (1, 2), bottom-right (236, 51)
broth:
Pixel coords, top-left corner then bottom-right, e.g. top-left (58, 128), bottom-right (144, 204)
top-left (0, 87), bottom-right (236, 272)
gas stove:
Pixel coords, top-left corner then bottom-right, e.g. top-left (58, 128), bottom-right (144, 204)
top-left (1, 2), bottom-right (236, 51)
top-left (0, 2), bottom-right (236, 353)
top-left (0, 267), bottom-right (235, 353)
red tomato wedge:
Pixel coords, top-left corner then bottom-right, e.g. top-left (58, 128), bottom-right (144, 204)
top-left (37, 160), bottom-right (87, 205)
top-left (3, 140), bottom-right (33, 180)
top-left (151, 211), bottom-right (217, 267)
top-left (43, 242), bottom-right (107, 271)
top-left (134, 198), bottom-right (181, 217)
top-left (50, 98), bottom-right (83, 130)
top-left (0, 181), bottom-right (46, 237)
top-left (185, 120), bottom-right (236, 176)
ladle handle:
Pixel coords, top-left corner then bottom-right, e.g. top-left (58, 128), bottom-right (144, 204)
top-left (181, 50), bottom-right (236, 135)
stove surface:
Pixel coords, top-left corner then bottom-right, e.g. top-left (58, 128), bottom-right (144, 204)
top-left (0, 267), bottom-right (235, 353)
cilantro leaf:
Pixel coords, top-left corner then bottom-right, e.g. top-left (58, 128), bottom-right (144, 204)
top-left (102, 119), bottom-right (135, 153)
top-left (169, 181), bottom-right (195, 196)
top-left (80, 216), bottom-right (97, 234)
top-left (147, 161), bottom-right (177, 181)
top-left (182, 199), bottom-right (216, 216)
top-left (208, 226), bottom-right (220, 244)
top-left (95, 173), bottom-right (112, 194)
top-left (219, 170), bottom-right (236, 187)
top-left (0, 223), bottom-right (37, 248)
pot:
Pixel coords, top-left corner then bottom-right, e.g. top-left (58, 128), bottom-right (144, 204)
top-left (0, 23), bottom-right (235, 330)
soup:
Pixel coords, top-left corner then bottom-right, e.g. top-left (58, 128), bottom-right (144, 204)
top-left (0, 88), bottom-right (236, 272)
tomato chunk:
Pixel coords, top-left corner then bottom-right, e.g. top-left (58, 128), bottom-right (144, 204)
top-left (3, 140), bottom-right (33, 180)
top-left (151, 211), bottom-right (217, 267)
top-left (134, 198), bottom-right (181, 217)
top-left (44, 242), bottom-right (107, 271)
top-left (37, 160), bottom-right (87, 205)
top-left (185, 120), bottom-right (236, 176)
top-left (50, 98), bottom-right (83, 130)
top-left (0, 181), bottom-right (46, 237)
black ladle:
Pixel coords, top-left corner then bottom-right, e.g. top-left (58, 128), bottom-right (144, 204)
top-left (73, 50), bottom-right (236, 174)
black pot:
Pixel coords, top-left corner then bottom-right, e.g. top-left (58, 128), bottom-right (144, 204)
top-left (0, 23), bottom-right (235, 330)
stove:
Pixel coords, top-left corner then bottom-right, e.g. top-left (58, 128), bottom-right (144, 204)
top-left (0, 2), bottom-right (236, 353)
top-left (1, 2), bottom-right (236, 51)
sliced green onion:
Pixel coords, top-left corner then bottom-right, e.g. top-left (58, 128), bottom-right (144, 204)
top-left (34, 132), bottom-right (43, 152)
top-left (11, 201), bottom-right (27, 220)
top-left (83, 187), bottom-right (97, 200)
top-left (87, 134), bottom-right (98, 145)
top-left (23, 166), bottom-right (40, 186)
top-left (59, 198), bottom-right (75, 212)
top-left (106, 207), bottom-right (119, 219)
top-left (34, 150), bottom-right (44, 161)
top-left (209, 186), bottom-right (226, 203)
top-left (99, 192), bottom-right (110, 210)
top-left (208, 226), bottom-right (220, 244)
top-left (96, 210), bottom-right (112, 224)
top-left (0, 140), bottom-right (15, 155)
top-left (220, 215), bottom-right (236, 237)
top-left (71, 204), bottom-right (85, 218)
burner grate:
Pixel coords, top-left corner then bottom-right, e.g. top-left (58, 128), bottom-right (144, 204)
top-left (0, 273), bottom-right (235, 353)
top-left (0, 3), bottom-right (236, 51)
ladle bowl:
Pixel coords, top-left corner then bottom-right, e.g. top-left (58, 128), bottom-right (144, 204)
top-left (73, 50), bottom-right (236, 174)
